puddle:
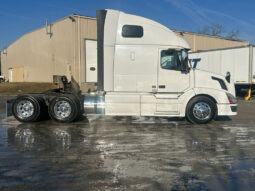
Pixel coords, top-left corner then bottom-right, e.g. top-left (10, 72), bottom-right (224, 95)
top-left (1, 118), bottom-right (255, 190)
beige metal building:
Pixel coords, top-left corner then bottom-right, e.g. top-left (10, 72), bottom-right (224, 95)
top-left (174, 30), bottom-right (249, 52)
top-left (0, 14), bottom-right (250, 92)
top-left (0, 14), bottom-right (97, 92)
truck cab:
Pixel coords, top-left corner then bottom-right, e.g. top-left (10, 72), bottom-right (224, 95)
top-left (96, 9), bottom-right (237, 124)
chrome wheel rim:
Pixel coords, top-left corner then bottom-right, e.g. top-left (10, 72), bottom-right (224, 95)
top-left (193, 102), bottom-right (211, 120)
top-left (54, 101), bottom-right (72, 119)
top-left (17, 100), bottom-right (34, 119)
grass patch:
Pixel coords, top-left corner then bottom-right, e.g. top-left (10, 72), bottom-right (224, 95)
top-left (0, 82), bottom-right (59, 95)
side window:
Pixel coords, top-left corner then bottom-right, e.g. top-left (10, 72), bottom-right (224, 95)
top-left (161, 50), bottom-right (182, 71)
top-left (122, 25), bottom-right (143, 38)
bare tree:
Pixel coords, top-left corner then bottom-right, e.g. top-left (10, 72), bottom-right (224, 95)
top-left (226, 29), bottom-right (240, 39)
top-left (197, 24), bottom-right (239, 39)
top-left (210, 24), bottom-right (225, 36)
top-left (197, 26), bottom-right (210, 35)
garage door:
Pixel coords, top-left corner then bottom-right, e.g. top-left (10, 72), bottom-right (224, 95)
top-left (85, 39), bottom-right (97, 83)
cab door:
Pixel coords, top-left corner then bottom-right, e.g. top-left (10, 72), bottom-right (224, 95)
top-left (155, 49), bottom-right (190, 114)
top-left (157, 49), bottom-right (190, 93)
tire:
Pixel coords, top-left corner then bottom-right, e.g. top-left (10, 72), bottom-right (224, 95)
top-left (36, 97), bottom-right (50, 120)
top-left (186, 96), bottom-right (217, 124)
top-left (12, 95), bottom-right (45, 122)
top-left (68, 94), bottom-right (83, 121)
top-left (48, 95), bottom-right (80, 123)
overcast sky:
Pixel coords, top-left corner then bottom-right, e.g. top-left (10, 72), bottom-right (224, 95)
top-left (0, 0), bottom-right (255, 47)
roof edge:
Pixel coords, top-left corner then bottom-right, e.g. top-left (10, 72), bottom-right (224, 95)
top-left (2, 14), bottom-right (96, 50)
top-left (189, 45), bottom-right (254, 53)
top-left (173, 30), bottom-right (249, 43)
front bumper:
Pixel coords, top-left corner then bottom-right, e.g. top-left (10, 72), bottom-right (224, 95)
top-left (217, 103), bottom-right (238, 116)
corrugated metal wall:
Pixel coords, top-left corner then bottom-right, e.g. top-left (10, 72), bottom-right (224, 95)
top-left (0, 15), bottom-right (97, 85)
top-left (253, 47), bottom-right (255, 83)
top-left (0, 52), bottom-right (1, 75)
top-left (174, 31), bottom-right (249, 52)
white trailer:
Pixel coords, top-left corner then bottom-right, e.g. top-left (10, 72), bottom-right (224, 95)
top-left (189, 46), bottom-right (255, 86)
top-left (11, 9), bottom-right (237, 124)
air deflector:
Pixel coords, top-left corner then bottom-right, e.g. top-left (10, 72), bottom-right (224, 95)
top-left (96, 10), bottom-right (107, 91)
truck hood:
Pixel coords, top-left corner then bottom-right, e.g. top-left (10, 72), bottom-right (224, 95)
top-left (194, 69), bottom-right (236, 96)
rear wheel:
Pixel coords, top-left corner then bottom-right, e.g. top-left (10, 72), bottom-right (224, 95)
top-left (12, 95), bottom-right (45, 122)
top-left (186, 96), bottom-right (217, 124)
top-left (48, 95), bottom-right (80, 123)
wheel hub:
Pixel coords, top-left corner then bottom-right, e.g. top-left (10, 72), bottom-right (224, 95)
top-left (17, 100), bottom-right (34, 119)
top-left (54, 101), bottom-right (71, 119)
top-left (193, 102), bottom-right (211, 120)
top-left (60, 105), bottom-right (68, 112)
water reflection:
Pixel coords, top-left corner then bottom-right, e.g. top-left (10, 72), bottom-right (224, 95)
top-left (1, 118), bottom-right (255, 190)
top-left (15, 128), bottom-right (35, 149)
top-left (53, 128), bottom-right (71, 150)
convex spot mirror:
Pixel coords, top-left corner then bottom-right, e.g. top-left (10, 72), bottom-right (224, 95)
top-left (181, 49), bottom-right (190, 72)
top-left (181, 50), bottom-right (188, 61)
top-left (226, 71), bottom-right (231, 83)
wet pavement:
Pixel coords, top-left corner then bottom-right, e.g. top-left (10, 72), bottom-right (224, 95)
top-left (1, 100), bottom-right (255, 190)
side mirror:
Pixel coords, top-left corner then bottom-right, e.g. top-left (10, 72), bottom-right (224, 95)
top-left (225, 72), bottom-right (231, 83)
top-left (180, 65), bottom-right (190, 73)
top-left (181, 58), bottom-right (190, 73)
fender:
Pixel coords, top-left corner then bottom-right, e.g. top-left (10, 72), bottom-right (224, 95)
top-left (178, 87), bottom-right (229, 117)
top-left (193, 88), bottom-right (229, 104)
top-left (178, 89), bottom-right (196, 117)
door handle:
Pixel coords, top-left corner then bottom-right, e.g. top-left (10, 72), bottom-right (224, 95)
top-left (152, 85), bottom-right (157, 93)
top-left (159, 85), bottom-right (165, 89)
top-left (90, 67), bottom-right (96, 71)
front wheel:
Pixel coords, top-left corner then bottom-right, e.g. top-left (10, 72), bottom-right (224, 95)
top-left (186, 96), bottom-right (217, 124)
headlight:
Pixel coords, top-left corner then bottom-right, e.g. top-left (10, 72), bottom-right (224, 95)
top-left (226, 93), bottom-right (237, 104)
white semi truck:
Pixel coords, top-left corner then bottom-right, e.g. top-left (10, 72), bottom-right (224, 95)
top-left (11, 9), bottom-right (237, 124)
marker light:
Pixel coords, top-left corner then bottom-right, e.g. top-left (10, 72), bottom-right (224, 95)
top-left (226, 93), bottom-right (237, 104)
